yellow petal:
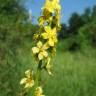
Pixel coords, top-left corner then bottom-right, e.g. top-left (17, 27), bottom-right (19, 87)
top-left (25, 69), bottom-right (30, 75)
top-left (53, 36), bottom-right (58, 43)
top-left (54, 0), bottom-right (60, 3)
top-left (43, 43), bottom-right (49, 50)
top-left (45, 26), bottom-right (51, 32)
top-left (37, 41), bottom-right (43, 48)
top-left (36, 87), bottom-right (43, 94)
top-left (35, 86), bottom-right (45, 96)
top-left (24, 80), bottom-right (34, 88)
top-left (32, 47), bottom-right (39, 54)
top-left (38, 52), bottom-right (44, 60)
top-left (20, 78), bottom-right (27, 85)
top-left (24, 83), bottom-right (30, 88)
top-left (42, 0), bottom-right (54, 13)
top-left (42, 50), bottom-right (48, 57)
top-left (25, 69), bottom-right (33, 78)
top-left (48, 39), bottom-right (54, 46)
top-left (42, 33), bottom-right (48, 39)
top-left (52, 27), bottom-right (56, 33)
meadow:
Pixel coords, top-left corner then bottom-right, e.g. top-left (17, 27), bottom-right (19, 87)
top-left (1, 40), bottom-right (96, 96)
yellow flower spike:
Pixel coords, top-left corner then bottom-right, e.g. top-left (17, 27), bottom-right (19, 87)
top-left (46, 57), bottom-right (53, 75)
top-left (20, 0), bottom-right (61, 95)
top-left (20, 70), bottom-right (34, 89)
top-left (35, 86), bottom-right (45, 96)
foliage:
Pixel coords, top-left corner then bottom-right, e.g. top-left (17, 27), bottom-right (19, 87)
top-left (59, 5), bottom-right (96, 51)
top-left (77, 20), bottom-right (96, 49)
top-left (0, 0), bottom-right (38, 95)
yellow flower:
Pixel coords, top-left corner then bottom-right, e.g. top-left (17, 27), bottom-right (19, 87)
top-left (20, 70), bottom-right (34, 88)
top-left (42, 0), bottom-right (54, 13)
top-left (46, 57), bottom-right (52, 75)
top-left (42, 26), bottom-right (57, 46)
top-left (53, 0), bottom-right (61, 11)
top-left (32, 41), bottom-right (48, 60)
top-left (35, 86), bottom-right (45, 96)
top-left (42, 0), bottom-right (61, 13)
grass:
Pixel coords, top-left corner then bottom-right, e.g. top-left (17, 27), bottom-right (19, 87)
top-left (43, 51), bottom-right (96, 96)
top-left (0, 41), bottom-right (96, 96)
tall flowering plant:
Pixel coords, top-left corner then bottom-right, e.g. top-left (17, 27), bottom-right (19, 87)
top-left (20, 0), bottom-right (61, 95)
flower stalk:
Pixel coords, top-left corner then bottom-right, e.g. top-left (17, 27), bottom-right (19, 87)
top-left (20, 0), bottom-right (61, 96)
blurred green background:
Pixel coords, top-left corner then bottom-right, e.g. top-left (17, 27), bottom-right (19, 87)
top-left (0, 0), bottom-right (96, 96)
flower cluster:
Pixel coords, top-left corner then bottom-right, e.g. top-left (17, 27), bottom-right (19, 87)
top-left (32, 0), bottom-right (61, 75)
top-left (20, 0), bottom-right (61, 96)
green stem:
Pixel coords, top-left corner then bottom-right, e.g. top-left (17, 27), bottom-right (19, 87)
top-left (30, 61), bottom-right (42, 96)
top-left (36, 60), bottom-right (42, 86)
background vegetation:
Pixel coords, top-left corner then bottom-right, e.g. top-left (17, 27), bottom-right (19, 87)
top-left (0, 0), bottom-right (96, 96)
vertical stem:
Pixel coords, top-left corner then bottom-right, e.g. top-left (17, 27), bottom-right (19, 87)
top-left (36, 60), bottom-right (42, 86)
top-left (30, 61), bottom-right (42, 96)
